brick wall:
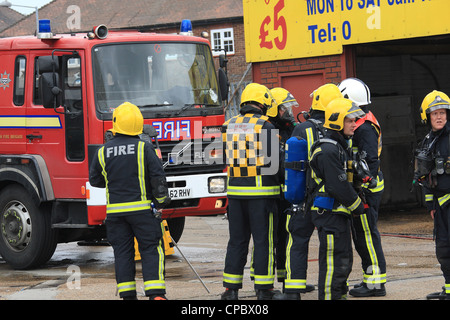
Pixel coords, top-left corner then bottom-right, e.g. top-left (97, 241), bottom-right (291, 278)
top-left (201, 21), bottom-right (250, 84)
top-left (253, 54), bottom-right (345, 87)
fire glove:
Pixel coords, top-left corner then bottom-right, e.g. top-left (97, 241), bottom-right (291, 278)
top-left (151, 176), bottom-right (171, 208)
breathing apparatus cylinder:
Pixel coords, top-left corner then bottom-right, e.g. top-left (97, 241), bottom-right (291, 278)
top-left (284, 136), bottom-right (308, 204)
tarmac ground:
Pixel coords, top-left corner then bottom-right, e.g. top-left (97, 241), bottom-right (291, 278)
top-left (0, 207), bottom-right (445, 304)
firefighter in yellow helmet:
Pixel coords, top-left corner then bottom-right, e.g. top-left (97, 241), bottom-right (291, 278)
top-left (276, 83), bottom-right (342, 299)
top-left (267, 87), bottom-right (298, 285)
top-left (270, 87), bottom-right (298, 130)
top-left (89, 102), bottom-right (170, 300)
top-left (221, 83), bottom-right (281, 300)
top-left (308, 98), bottom-right (365, 300)
top-left (414, 91), bottom-right (450, 300)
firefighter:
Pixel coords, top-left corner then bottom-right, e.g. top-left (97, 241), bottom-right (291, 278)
top-left (308, 98), bottom-right (365, 300)
top-left (89, 102), bottom-right (170, 300)
top-left (414, 91), bottom-right (450, 300)
top-left (268, 87), bottom-right (298, 284)
top-left (338, 78), bottom-right (387, 297)
top-left (277, 83), bottom-right (343, 299)
top-left (221, 83), bottom-right (281, 300)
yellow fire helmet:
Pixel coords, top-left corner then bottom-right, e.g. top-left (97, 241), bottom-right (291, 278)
top-left (310, 83), bottom-right (343, 112)
top-left (324, 98), bottom-right (365, 131)
top-left (270, 87), bottom-right (299, 119)
top-left (420, 90), bottom-right (450, 124)
top-left (111, 101), bottom-right (144, 136)
top-left (240, 83), bottom-right (276, 116)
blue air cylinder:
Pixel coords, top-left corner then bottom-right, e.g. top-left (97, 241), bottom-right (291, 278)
top-left (284, 136), bottom-right (308, 204)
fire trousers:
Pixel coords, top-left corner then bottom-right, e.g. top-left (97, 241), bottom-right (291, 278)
top-left (250, 198), bottom-right (288, 282)
top-left (275, 199), bottom-right (290, 282)
top-left (352, 190), bottom-right (387, 288)
top-left (311, 210), bottom-right (353, 300)
top-left (284, 207), bottom-right (315, 293)
top-left (434, 201), bottom-right (450, 294)
top-left (223, 198), bottom-right (276, 290)
top-left (106, 212), bottom-right (165, 298)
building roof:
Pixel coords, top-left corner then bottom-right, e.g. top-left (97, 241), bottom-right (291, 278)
top-left (0, 0), bottom-right (243, 37)
top-left (0, 6), bottom-right (23, 32)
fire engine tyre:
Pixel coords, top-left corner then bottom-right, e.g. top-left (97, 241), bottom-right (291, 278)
top-left (166, 217), bottom-right (185, 244)
top-left (0, 184), bottom-right (58, 270)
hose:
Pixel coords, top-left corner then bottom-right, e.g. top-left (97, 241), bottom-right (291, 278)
top-left (380, 233), bottom-right (433, 241)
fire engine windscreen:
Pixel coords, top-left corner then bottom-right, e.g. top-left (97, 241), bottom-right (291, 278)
top-left (92, 43), bottom-right (222, 116)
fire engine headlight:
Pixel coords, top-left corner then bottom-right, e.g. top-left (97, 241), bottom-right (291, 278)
top-left (208, 176), bottom-right (226, 193)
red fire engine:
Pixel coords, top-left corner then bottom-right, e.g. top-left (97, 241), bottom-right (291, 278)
top-left (0, 20), bottom-right (228, 269)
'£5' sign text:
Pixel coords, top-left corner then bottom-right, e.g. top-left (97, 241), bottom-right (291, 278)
top-left (259, 0), bottom-right (287, 50)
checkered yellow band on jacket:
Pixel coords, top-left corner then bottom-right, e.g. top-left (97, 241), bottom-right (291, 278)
top-left (223, 114), bottom-right (269, 178)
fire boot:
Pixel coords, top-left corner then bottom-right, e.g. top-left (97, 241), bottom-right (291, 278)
top-left (256, 289), bottom-right (276, 300)
top-left (349, 283), bottom-right (386, 297)
top-left (272, 292), bottom-right (301, 300)
top-left (426, 287), bottom-right (447, 300)
top-left (305, 284), bottom-right (315, 292)
top-left (221, 288), bottom-right (239, 300)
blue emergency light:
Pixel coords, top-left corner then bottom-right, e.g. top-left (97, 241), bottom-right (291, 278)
top-left (180, 19), bottom-right (192, 33)
top-left (37, 19), bottom-right (54, 39)
top-left (38, 19), bottom-right (51, 33)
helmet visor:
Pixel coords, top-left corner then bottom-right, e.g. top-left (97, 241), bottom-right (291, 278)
top-left (346, 103), bottom-right (365, 119)
top-left (427, 104), bottom-right (450, 115)
top-left (282, 100), bottom-right (299, 109)
top-left (278, 104), bottom-right (294, 122)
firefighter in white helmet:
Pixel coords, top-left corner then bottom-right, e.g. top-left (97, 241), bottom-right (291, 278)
top-left (338, 78), bottom-right (387, 297)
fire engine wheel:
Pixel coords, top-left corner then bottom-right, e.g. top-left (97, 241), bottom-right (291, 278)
top-left (0, 185), bottom-right (57, 270)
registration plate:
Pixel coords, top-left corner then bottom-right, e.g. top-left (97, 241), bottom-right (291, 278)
top-left (168, 188), bottom-right (191, 199)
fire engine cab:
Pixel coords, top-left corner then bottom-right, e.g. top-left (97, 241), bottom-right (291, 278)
top-left (0, 20), bottom-right (228, 269)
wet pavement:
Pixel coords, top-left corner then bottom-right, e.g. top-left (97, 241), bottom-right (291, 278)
top-left (0, 209), bottom-right (446, 301)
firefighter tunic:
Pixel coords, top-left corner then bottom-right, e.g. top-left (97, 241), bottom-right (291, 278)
top-left (89, 133), bottom-right (169, 298)
top-left (309, 130), bottom-right (365, 300)
top-left (222, 107), bottom-right (281, 291)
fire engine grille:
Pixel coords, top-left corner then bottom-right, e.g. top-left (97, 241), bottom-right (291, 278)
top-left (158, 139), bottom-right (225, 175)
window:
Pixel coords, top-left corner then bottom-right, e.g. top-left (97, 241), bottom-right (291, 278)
top-left (63, 55), bottom-right (85, 162)
top-left (211, 28), bottom-right (235, 56)
top-left (92, 42), bottom-right (221, 117)
top-left (33, 57), bottom-right (42, 105)
top-left (13, 56), bottom-right (26, 106)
